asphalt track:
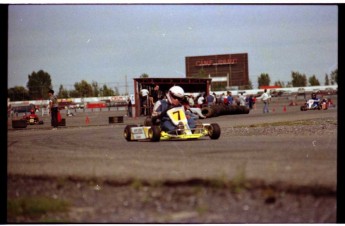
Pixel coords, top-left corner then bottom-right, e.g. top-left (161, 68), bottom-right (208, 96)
top-left (7, 98), bottom-right (337, 191)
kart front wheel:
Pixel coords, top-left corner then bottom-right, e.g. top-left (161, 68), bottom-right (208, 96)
top-left (149, 126), bottom-right (161, 142)
top-left (124, 125), bottom-right (136, 141)
top-left (208, 123), bottom-right (221, 140)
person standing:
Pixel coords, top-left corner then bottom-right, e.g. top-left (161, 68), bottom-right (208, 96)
top-left (127, 96), bottom-right (132, 117)
top-left (149, 84), bottom-right (161, 114)
top-left (257, 89), bottom-right (271, 113)
top-left (196, 93), bottom-right (205, 108)
top-left (140, 88), bottom-right (149, 116)
top-left (48, 89), bottom-right (59, 129)
top-left (238, 93), bottom-right (246, 106)
top-left (248, 95), bottom-right (255, 110)
top-left (206, 93), bottom-right (215, 107)
top-left (151, 84), bottom-right (161, 104)
top-left (187, 94), bottom-right (195, 107)
top-left (227, 91), bottom-right (233, 105)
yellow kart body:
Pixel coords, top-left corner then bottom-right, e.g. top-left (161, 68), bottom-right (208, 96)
top-left (124, 106), bottom-right (221, 142)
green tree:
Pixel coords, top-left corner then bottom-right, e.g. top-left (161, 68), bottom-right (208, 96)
top-left (140, 73), bottom-right (149, 78)
top-left (100, 84), bottom-right (115, 96)
top-left (286, 81), bottom-right (293, 87)
top-left (27, 70), bottom-right (52, 100)
top-left (58, 84), bottom-right (69, 98)
top-left (8, 86), bottom-right (30, 101)
top-left (324, 74), bottom-right (330, 85)
top-left (92, 81), bottom-right (99, 97)
top-left (257, 73), bottom-right (270, 88)
top-left (69, 90), bottom-right (80, 98)
top-left (291, 71), bottom-right (307, 87)
top-left (74, 80), bottom-right (93, 97)
top-left (330, 69), bottom-right (337, 85)
top-left (308, 75), bottom-right (320, 86)
top-left (274, 80), bottom-right (285, 87)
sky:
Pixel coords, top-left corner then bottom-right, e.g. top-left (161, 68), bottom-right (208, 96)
top-left (8, 4), bottom-right (338, 94)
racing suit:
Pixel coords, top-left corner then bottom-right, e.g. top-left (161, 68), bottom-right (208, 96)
top-left (152, 99), bottom-right (196, 132)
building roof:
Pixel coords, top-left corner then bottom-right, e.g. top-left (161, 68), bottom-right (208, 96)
top-left (134, 77), bottom-right (212, 93)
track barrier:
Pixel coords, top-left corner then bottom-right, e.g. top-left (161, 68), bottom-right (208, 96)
top-left (109, 116), bottom-right (124, 124)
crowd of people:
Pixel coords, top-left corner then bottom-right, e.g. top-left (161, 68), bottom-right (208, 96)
top-left (189, 90), bottom-right (258, 110)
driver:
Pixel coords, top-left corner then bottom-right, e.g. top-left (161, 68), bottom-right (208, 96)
top-left (311, 92), bottom-right (320, 108)
top-left (24, 108), bottom-right (39, 124)
top-left (311, 92), bottom-right (318, 100)
top-left (152, 85), bottom-right (196, 132)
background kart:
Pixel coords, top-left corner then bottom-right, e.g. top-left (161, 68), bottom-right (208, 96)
top-left (23, 115), bottom-right (44, 125)
top-left (300, 99), bottom-right (328, 111)
top-left (124, 106), bottom-right (221, 142)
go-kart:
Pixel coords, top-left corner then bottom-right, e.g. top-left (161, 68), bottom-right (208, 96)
top-left (23, 114), bottom-right (44, 125)
top-left (300, 99), bottom-right (322, 111)
top-left (123, 106), bottom-right (221, 142)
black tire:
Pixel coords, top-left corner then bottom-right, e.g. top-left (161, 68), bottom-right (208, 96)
top-left (149, 126), bottom-right (161, 142)
top-left (239, 106), bottom-right (250, 114)
top-left (201, 107), bottom-right (214, 118)
top-left (208, 123), bottom-right (221, 140)
top-left (12, 119), bottom-right (27, 129)
top-left (211, 105), bottom-right (223, 117)
top-left (124, 125), bottom-right (136, 141)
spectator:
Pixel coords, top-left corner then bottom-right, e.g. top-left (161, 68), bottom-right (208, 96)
top-left (150, 84), bottom-right (161, 104)
top-left (206, 93), bottom-right (215, 107)
top-left (48, 89), bottom-right (59, 129)
top-left (248, 95), bottom-right (255, 110)
top-left (140, 88), bottom-right (149, 116)
top-left (188, 94), bottom-right (195, 107)
top-left (227, 91), bottom-right (233, 105)
top-left (238, 93), bottom-right (246, 106)
top-left (127, 97), bottom-right (132, 117)
top-left (196, 93), bottom-right (205, 108)
top-left (256, 89), bottom-right (271, 113)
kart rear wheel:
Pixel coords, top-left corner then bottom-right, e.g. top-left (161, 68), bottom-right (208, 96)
top-left (208, 123), bottom-right (221, 140)
top-left (300, 106), bottom-right (307, 111)
top-left (149, 126), bottom-right (161, 142)
top-left (124, 125), bottom-right (136, 141)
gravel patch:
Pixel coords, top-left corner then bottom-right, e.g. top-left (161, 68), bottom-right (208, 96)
top-left (224, 118), bottom-right (337, 136)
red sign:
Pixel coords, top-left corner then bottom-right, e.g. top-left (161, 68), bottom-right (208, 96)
top-left (195, 58), bottom-right (238, 66)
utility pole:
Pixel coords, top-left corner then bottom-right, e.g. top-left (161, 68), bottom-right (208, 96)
top-left (125, 75), bottom-right (128, 95)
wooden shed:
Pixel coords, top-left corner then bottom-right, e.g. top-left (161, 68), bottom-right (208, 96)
top-left (133, 77), bottom-right (212, 117)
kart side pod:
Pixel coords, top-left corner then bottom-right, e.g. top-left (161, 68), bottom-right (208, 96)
top-left (124, 125), bottom-right (161, 142)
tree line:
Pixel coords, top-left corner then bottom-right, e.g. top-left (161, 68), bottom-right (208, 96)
top-left (8, 69), bottom-right (338, 101)
top-left (257, 70), bottom-right (337, 88)
top-left (8, 70), bottom-right (122, 101)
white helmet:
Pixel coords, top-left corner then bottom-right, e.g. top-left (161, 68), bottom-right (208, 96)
top-left (167, 85), bottom-right (184, 103)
